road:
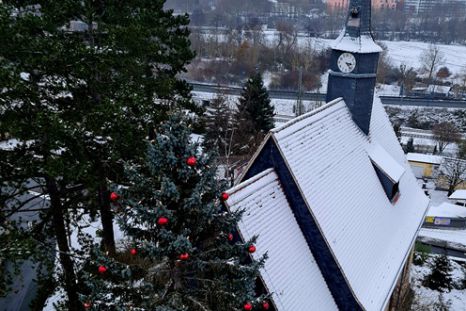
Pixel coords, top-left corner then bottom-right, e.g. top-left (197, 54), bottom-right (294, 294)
top-left (189, 82), bottom-right (466, 109)
top-left (380, 96), bottom-right (466, 109)
top-left (190, 82), bottom-right (326, 101)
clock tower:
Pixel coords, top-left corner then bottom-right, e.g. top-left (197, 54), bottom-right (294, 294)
top-left (326, 0), bottom-right (382, 135)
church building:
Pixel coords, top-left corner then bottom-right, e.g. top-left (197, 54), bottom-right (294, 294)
top-left (224, 1), bottom-right (429, 310)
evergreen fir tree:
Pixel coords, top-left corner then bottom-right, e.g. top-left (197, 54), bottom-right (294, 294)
top-left (423, 255), bottom-right (453, 292)
top-left (233, 73), bottom-right (274, 155)
top-left (0, 2), bottom-right (194, 309)
top-left (79, 114), bottom-right (268, 310)
top-left (203, 94), bottom-right (234, 155)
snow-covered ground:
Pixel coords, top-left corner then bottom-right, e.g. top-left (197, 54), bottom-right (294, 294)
top-left (203, 30), bottom-right (466, 76)
top-left (376, 84), bottom-right (401, 96)
top-left (410, 257), bottom-right (466, 310)
top-left (263, 34), bottom-right (466, 76)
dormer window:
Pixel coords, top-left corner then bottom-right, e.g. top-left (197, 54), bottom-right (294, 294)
top-left (368, 144), bottom-right (405, 203)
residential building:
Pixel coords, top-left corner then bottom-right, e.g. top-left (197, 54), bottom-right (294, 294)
top-left (407, 152), bottom-right (443, 178)
top-left (403, 0), bottom-right (466, 14)
top-left (326, 0), bottom-right (398, 11)
top-left (224, 0), bottom-right (429, 310)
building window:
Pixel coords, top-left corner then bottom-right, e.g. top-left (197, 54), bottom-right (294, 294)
top-left (372, 164), bottom-right (401, 202)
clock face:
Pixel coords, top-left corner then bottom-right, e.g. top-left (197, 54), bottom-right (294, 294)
top-left (337, 52), bottom-right (356, 73)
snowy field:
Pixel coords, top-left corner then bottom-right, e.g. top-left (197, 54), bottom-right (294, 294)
top-left (262, 32), bottom-right (466, 76)
top-left (203, 30), bottom-right (466, 76)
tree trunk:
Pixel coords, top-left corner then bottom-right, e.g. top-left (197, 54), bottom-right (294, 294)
top-left (99, 183), bottom-right (116, 256)
top-left (46, 177), bottom-right (82, 311)
top-left (448, 185), bottom-right (455, 196)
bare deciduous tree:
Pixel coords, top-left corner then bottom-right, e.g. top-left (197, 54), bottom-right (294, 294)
top-left (399, 64), bottom-right (417, 95)
top-left (432, 122), bottom-right (461, 154)
top-left (419, 44), bottom-right (445, 85)
top-left (439, 157), bottom-right (466, 196)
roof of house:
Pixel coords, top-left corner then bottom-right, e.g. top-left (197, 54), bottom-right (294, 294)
top-left (226, 169), bottom-right (338, 310)
top-left (331, 32), bottom-right (383, 53)
top-left (449, 190), bottom-right (466, 201)
top-left (407, 153), bottom-right (443, 165)
top-left (426, 202), bottom-right (466, 218)
top-left (229, 96), bottom-right (429, 311)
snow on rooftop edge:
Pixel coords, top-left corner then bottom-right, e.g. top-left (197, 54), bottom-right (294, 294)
top-left (406, 153), bottom-right (443, 165)
top-left (331, 32), bottom-right (383, 53)
top-left (426, 202), bottom-right (466, 218)
top-left (449, 190), bottom-right (466, 201)
top-left (271, 97), bottom-right (343, 136)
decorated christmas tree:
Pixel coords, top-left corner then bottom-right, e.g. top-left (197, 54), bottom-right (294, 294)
top-left (78, 114), bottom-right (269, 310)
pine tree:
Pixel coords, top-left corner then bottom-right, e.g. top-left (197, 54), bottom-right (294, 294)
top-left (78, 114), bottom-right (268, 310)
top-left (204, 94), bottom-right (234, 155)
top-left (0, 1), bottom-right (194, 309)
top-left (423, 255), bottom-right (453, 292)
top-left (233, 73), bottom-right (274, 155)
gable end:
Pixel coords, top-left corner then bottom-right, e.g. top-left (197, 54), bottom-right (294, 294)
top-left (242, 138), bottom-right (363, 311)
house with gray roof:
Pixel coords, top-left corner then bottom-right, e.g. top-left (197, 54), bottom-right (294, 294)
top-left (223, 1), bottom-right (429, 310)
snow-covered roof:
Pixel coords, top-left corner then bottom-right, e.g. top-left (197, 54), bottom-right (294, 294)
top-left (449, 190), bottom-right (466, 201)
top-left (426, 202), bottom-right (466, 218)
top-left (226, 169), bottom-right (338, 311)
top-left (426, 85), bottom-right (451, 94)
top-left (407, 153), bottom-right (443, 165)
top-left (331, 32), bottom-right (383, 53)
top-left (237, 96), bottom-right (429, 310)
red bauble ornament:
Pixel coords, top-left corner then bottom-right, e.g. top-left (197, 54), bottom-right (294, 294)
top-left (243, 302), bottom-right (253, 311)
top-left (228, 233), bottom-right (234, 241)
top-left (220, 192), bottom-right (229, 201)
top-left (83, 302), bottom-right (92, 309)
top-left (157, 216), bottom-right (169, 226)
top-left (262, 301), bottom-right (270, 310)
top-left (186, 156), bottom-right (197, 167)
top-left (248, 245), bottom-right (256, 254)
top-left (109, 192), bottom-right (120, 202)
top-left (179, 253), bottom-right (189, 261)
top-left (98, 265), bottom-right (107, 274)
top-left (130, 248), bottom-right (137, 256)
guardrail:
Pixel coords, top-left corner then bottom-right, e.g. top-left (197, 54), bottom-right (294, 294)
top-left (189, 82), bottom-right (326, 101)
top-left (380, 96), bottom-right (466, 109)
top-left (189, 82), bottom-right (466, 109)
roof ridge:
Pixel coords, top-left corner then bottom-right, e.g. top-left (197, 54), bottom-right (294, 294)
top-left (227, 168), bottom-right (276, 196)
top-left (271, 98), bottom-right (345, 134)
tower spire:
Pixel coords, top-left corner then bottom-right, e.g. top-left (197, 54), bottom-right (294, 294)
top-left (344, 0), bottom-right (372, 38)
